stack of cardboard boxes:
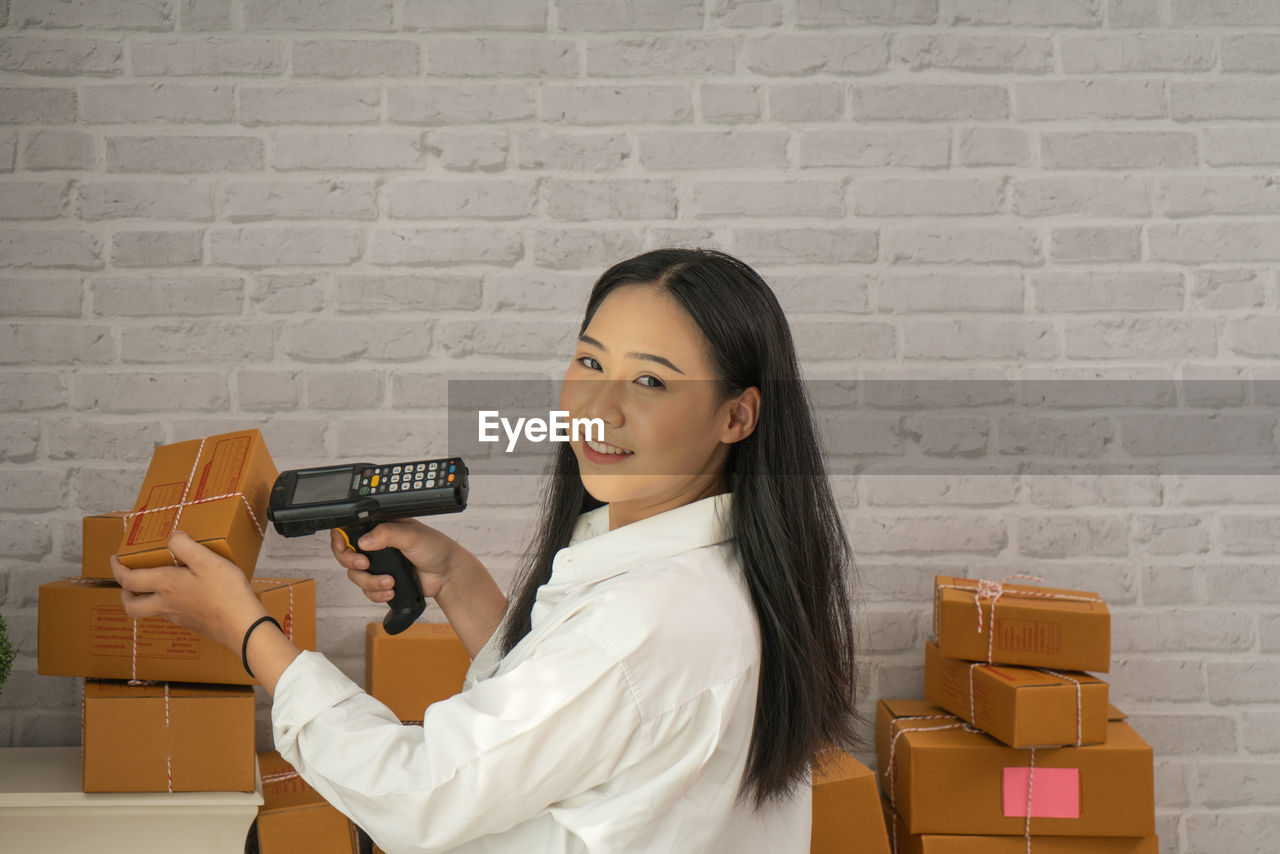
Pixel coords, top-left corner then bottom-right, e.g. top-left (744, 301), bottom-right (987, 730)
top-left (878, 575), bottom-right (1157, 853)
top-left (36, 430), bottom-right (317, 802)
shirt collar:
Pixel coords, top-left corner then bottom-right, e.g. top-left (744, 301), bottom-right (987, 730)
top-left (552, 491), bottom-right (735, 587)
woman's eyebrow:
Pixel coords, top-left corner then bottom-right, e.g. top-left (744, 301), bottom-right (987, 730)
top-left (577, 334), bottom-right (685, 375)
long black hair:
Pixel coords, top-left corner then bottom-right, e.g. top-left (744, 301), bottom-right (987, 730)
top-left (497, 247), bottom-right (860, 807)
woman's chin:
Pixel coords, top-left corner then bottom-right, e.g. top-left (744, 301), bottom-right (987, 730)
top-left (581, 472), bottom-right (699, 507)
top-left (579, 473), bottom-right (627, 504)
top-left (579, 469), bottom-right (653, 500)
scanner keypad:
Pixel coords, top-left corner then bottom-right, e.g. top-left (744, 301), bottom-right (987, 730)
top-left (358, 458), bottom-right (461, 495)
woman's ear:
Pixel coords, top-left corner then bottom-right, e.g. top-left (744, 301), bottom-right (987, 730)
top-left (719, 386), bottom-right (761, 444)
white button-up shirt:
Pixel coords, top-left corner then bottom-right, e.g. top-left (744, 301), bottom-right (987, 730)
top-left (271, 491), bottom-right (811, 853)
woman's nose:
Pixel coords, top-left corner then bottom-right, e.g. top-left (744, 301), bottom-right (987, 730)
top-left (573, 378), bottom-right (624, 426)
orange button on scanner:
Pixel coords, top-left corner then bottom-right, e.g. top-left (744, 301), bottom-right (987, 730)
top-left (371, 474), bottom-right (380, 487)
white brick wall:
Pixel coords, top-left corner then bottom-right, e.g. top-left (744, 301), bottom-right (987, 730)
top-left (2, 2), bottom-right (1279, 850)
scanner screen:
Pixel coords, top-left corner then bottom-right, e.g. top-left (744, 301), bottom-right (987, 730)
top-left (291, 470), bottom-right (352, 505)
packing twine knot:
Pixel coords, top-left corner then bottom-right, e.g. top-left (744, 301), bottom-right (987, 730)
top-left (973, 573), bottom-right (1042, 663)
top-left (974, 576), bottom-right (1004, 607)
top-left (971, 573), bottom-right (1044, 637)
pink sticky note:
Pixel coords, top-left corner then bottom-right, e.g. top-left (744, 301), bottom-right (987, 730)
top-left (1002, 767), bottom-right (1080, 818)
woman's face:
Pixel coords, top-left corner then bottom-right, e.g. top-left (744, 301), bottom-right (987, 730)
top-left (559, 283), bottom-right (758, 527)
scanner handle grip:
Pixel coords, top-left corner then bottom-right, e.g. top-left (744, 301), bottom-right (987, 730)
top-left (337, 525), bottom-right (425, 635)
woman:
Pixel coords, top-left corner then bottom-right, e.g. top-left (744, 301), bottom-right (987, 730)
top-left (111, 248), bottom-right (859, 853)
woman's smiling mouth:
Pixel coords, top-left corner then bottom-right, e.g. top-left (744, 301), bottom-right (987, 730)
top-left (583, 438), bottom-right (634, 464)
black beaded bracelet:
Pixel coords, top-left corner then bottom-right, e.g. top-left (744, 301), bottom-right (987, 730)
top-left (241, 615), bottom-right (282, 679)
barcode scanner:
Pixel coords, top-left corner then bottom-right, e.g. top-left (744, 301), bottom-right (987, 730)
top-left (266, 457), bottom-right (469, 634)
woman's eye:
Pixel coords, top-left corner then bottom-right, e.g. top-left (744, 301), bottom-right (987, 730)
top-left (575, 357), bottom-right (663, 389)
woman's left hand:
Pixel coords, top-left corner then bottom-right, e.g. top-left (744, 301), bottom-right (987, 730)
top-left (110, 530), bottom-right (268, 653)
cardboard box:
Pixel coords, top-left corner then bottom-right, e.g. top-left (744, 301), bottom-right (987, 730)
top-left (922, 641), bottom-right (1108, 748)
top-left (117, 429), bottom-right (277, 576)
top-left (38, 577), bottom-right (315, 685)
top-left (82, 679), bottom-right (255, 792)
top-left (255, 750), bottom-right (361, 854)
top-left (82, 511), bottom-right (130, 580)
top-left (366, 621), bottom-right (470, 722)
top-left (933, 575), bottom-right (1111, 673)
top-left (876, 698), bottom-right (1154, 838)
top-left (882, 801), bottom-right (1159, 854)
top-left (811, 747), bottom-right (891, 854)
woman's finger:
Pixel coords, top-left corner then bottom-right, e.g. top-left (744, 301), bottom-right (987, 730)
top-left (346, 566), bottom-right (395, 603)
top-left (352, 519), bottom-right (427, 554)
top-left (167, 529), bottom-right (227, 573)
top-left (120, 587), bottom-right (165, 619)
top-left (331, 530), bottom-right (369, 570)
top-left (345, 565), bottom-right (375, 591)
top-left (110, 555), bottom-right (171, 594)
top-left (346, 565), bottom-right (392, 595)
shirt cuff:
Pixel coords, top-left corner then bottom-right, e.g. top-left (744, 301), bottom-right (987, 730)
top-left (271, 649), bottom-right (364, 756)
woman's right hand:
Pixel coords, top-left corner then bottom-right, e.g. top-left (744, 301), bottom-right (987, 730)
top-left (330, 519), bottom-right (467, 604)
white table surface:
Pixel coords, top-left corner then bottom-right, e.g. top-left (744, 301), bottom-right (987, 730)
top-left (0, 746), bottom-right (263, 854)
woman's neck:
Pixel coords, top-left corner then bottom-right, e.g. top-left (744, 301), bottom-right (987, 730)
top-left (606, 477), bottom-right (726, 531)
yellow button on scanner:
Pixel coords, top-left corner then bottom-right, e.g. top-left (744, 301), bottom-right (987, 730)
top-left (371, 474), bottom-right (380, 487)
